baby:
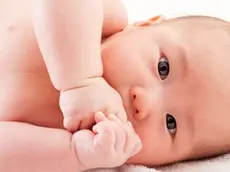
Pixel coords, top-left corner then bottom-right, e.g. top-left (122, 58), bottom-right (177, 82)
top-left (1, 0), bottom-right (230, 171)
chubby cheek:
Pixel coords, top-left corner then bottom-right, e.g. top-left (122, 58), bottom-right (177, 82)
top-left (127, 119), bottom-right (173, 165)
top-left (102, 52), bottom-right (147, 89)
top-left (103, 57), bottom-right (125, 86)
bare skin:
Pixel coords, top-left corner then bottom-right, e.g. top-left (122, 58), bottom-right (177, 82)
top-left (1, 0), bottom-right (230, 169)
top-left (0, 0), bottom-right (127, 128)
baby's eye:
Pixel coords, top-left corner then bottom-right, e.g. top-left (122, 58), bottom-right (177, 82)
top-left (166, 114), bottom-right (177, 135)
top-left (158, 56), bottom-right (169, 80)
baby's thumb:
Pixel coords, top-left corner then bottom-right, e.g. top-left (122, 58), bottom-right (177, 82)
top-left (94, 111), bottom-right (107, 123)
top-left (63, 117), bottom-right (80, 132)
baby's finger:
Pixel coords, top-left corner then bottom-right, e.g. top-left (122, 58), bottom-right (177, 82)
top-left (92, 121), bottom-right (115, 150)
top-left (107, 114), bottom-right (122, 124)
top-left (79, 114), bottom-right (95, 130)
top-left (63, 117), bottom-right (80, 132)
top-left (124, 123), bottom-right (142, 157)
top-left (127, 121), bottom-right (135, 132)
top-left (131, 135), bottom-right (142, 157)
top-left (111, 121), bottom-right (126, 153)
top-left (95, 111), bottom-right (108, 123)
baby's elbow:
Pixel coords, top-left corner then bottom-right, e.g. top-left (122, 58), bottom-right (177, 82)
top-left (102, 0), bottom-right (128, 38)
top-left (102, 17), bottom-right (128, 38)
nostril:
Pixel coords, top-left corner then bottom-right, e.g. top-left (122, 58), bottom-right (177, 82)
top-left (133, 94), bottom-right (136, 99)
top-left (130, 86), bottom-right (149, 121)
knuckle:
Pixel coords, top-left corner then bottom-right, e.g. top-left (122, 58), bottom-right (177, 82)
top-left (103, 129), bottom-right (113, 137)
top-left (62, 106), bottom-right (78, 117)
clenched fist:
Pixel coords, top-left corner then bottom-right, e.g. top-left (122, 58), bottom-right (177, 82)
top-left (73, 112), bottom-right (142, 171)
top-left (59, 77), bottom-right (127, 132)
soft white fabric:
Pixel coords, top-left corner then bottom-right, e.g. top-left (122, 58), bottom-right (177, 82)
top-left (91, 153), bottom-right (230, 172)
top-left (119, 153), bottom-right (230, 172)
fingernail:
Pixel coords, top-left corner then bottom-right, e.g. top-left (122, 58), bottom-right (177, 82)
top-left (92, 125), bottom-right (98, 134)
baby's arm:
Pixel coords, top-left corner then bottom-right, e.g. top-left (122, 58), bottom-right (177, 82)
top-left (0, 122), bottom-right (80, 172)
top-left (32, 0), bottom-right (128, 91)
top-left (102, 0), bottom-right (128, 38)
top-left (32, 0), bottom-right (104, 90)
top-left (32, 0), bottom-right (128, 132)
top-left (0, 113), bottom-right (142, 172)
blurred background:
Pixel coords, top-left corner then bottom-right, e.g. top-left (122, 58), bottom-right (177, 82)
top-left (121, 0), bottom-right (230, 23)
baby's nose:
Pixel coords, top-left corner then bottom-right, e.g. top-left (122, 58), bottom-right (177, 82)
top-left (130, 86), bottom-right (152, 121)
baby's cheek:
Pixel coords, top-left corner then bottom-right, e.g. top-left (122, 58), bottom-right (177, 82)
top-left (102, 51), bottom-right (123, 82)
top-left (127, 123), bottom-right (176, 165)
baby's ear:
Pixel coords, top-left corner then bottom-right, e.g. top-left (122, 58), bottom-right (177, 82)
top-left (130, 15), bottom-right (166, 28)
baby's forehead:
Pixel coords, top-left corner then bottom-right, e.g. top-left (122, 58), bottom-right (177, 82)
top-left (103, 16), bottom-right (230, 59)
top-left (157, 16), bottom-right (230, 59)
top-left (166, 16), bottom-right (230, 43)
top-left (161, 16), bottom-right (230, 31)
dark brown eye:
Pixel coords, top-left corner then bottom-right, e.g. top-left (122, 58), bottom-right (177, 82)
top-left (166, 114), bottom-right (177, 135)
top-left (158, 56), bottom-right (169, 80)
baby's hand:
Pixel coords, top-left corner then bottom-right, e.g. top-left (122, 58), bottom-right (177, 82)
top-left (73, 112), bottom-right (142, 171)
top-left (60, 77), bottom-right (127, 132)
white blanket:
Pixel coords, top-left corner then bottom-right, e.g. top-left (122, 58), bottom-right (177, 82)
top-left (126, 153), bottom-right (230, 172)
top-left (91, 153), bottom-right (230, 172)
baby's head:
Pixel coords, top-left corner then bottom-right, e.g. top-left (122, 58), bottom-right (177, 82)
top-left (101, 16), bottom-right (230, 166)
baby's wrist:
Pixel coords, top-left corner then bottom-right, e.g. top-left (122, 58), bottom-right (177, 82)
top-left (60, 77), bottom-right (106, 93)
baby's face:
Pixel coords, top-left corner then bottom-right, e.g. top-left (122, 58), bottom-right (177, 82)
top-left (102, 17), bottom-right (230, 166)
